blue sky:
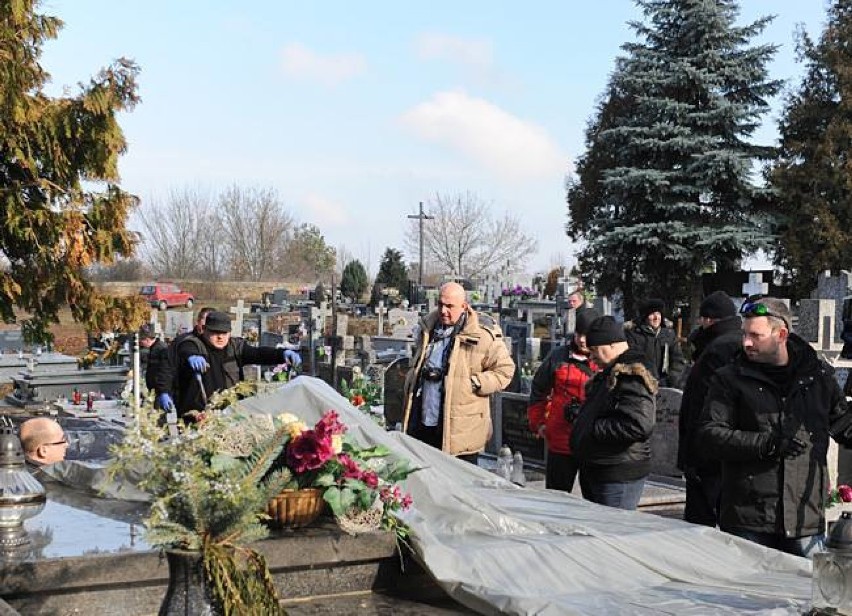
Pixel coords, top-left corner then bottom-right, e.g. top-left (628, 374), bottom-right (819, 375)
top-left (40, 1), bottom-right (829, 277)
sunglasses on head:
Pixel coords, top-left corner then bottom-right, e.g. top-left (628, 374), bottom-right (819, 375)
top-left (739, 300), bottom-right (789, 329)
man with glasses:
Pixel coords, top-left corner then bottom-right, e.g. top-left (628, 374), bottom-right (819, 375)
top-left (699, 297), bottom-right (852, 557)
top-left (20, 417), bottom-right (69, 466)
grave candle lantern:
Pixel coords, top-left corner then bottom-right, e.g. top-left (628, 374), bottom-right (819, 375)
top-left (0, 418), bottom-right (46, 547)
top-left (812, 511), bottom-right (852, 611)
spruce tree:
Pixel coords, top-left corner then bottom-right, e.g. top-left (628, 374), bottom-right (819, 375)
top-left (1, 1), bottom-right (147, 343)
top-left (567, 0), bottom-right (781, 316)
top-left (340, 260), bottom-right (368, 301)
top-left (769, 0), bottom-right (852, 299)
top-left (374, 248), bottom-right (409, 296)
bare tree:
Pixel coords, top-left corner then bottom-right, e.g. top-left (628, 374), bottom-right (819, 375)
top-left (136, 188), bottom-right (211, 278)
top-left (404, 192), bottom-right (537, 279)
top-left (217, 186), bottom-right (295, 281)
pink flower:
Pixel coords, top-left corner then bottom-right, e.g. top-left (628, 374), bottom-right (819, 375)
top-left (315, 410), bottom-right (347, 439)
top-left (401, 493), bottom-right (413, 510)
top-left (361, 470), bottom-right (379, 489)
top-left (287, 430), bottom-right (335, 474)
top-left (338, 454), bottom-right (361, 479)
top-left (839, 484), bottom-right (852, 503)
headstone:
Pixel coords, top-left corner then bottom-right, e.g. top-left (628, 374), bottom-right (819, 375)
top-left (525, 337), bottom-right (541, 363)
top-left (388, 309), bottom-right (419, 339)
top-left (488, 392), bottom-right (545, 466)
top-left (229, 299), bottom-right (250, 338)
top-left (813, 270), bottom-right (852, 343)
top-left (164, 311), bottom-right (194, 338)
top-left (592, 297), bottom-right (612, 317)
top-left (334, 314), bottom-right (349, 338)
top-left (742, 272), bottom-right (769, 297)
top-left (0, 329), bottom-right (23, 352)
top-left (383, 357), bottom-right (409, 427)
top-left (650, 388), bottom-right (681, 477)
top-left (272, 288), bottom-right (289, 305)
top-left (148, 310), bottom-right (163, 337)
top-left (798, 298), bottom-right (843, 353)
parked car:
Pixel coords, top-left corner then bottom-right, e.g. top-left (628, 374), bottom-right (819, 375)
top-left (139, 283), bottom-right (194, 310)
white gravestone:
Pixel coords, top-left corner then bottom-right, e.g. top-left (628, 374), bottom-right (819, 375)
top-left (164, 311), bottom-right (194, 338)
top-left (742, 272), bottom-right (769, 297)
top-left (375, 301), bottom-right (387, 337)
top-left (229, 299), bottom-right (251, 338)
top-left (388, 308), bottom-right (419, 339)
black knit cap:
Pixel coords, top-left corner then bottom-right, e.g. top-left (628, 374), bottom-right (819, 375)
top-left (699, 290), bottom-right (736, 319)
top-left (585, 316), bottom-right (626, 347)
top-left (204, 311), bottom-right (232, 333)
top-left (138, 323), bottom-right (155, 339)
top-left (574, 307), bottom-right (601, 336)
top-left (638, 298), bottom-right (665, 320)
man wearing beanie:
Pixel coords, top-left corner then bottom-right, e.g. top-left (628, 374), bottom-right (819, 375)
top-left (678, 290), bottom-right (741, 527)
top-left (625, 298), bottom-right (685, 387)
top-left (527, 308), bottom-right (600, 492)
top-left (570, 316), bottom-right (657, 510)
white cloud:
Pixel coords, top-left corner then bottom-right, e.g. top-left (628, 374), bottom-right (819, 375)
top-left (399, 91), bottom-right (567, 180)
top-left (415, 33), bottom-right (494, 71)
top-left (302, 193), bottom-right (349, 226)
top-left (279, 43), bottom-right (366, 85)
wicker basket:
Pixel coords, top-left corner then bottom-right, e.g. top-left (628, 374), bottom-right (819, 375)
top-left (267, 488), bottom-right (325, 528)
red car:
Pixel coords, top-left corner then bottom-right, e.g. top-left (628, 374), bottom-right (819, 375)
top-left (139, 283), bottom-right (194, 310)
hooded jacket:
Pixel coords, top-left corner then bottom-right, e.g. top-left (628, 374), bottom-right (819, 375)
top-left (698, 333), bottom-right (852, 538)
top-left (402, 308), bottom-right (515, 456)
top-left (527, 340), bottom-right (598, 455)
top-left (570, 347), bottom-right (658, 482)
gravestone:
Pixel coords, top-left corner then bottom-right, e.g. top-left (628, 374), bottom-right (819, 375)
top-left (650, 388), bottom-right (681, 477)
top-left (0, 329), bottom-right (24, 352)
top-left (742, 272), bottom-right (769, 297)
top-left (798, 299), bottom-right (843, 354)
top-left (488, 392), bottom-right (545, 467)
top-left (164, 311), bottom-right (194, 338)
top-left (148, 310), bottom-right (163, 338)
top-left (272, 288), bottom-right (289, 305)
top-left (388, 309), bottom-right (419, 339)
top-left (375, 301), bottom-right (387, 336)
top-left (334, 314), bottom-right (349, 338)
top-left (812, 270), bottom-right (852, 343)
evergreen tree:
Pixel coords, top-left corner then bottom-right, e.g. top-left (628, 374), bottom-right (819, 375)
top-left (374, 248), bottom-right (409, 296)
top-left (567, 0), bottom-right (781, 316)
top-left (1, 1), bottom-right (148, 342)
top-left (768, 0), bottom-right (852, 299)
top-left (339, 260), bottom-right (368, 301)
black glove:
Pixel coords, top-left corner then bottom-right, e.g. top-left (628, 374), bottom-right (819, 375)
top-left (761, 434), bottom-right (808, 460)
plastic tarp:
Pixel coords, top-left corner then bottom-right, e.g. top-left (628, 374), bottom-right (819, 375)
top-left (47, 377), bottom-right (814, 614)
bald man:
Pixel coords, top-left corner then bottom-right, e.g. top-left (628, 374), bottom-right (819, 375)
top-left (20, 417), bottom-right (69, 466)
top-left (402, 282), bottom-right (515, 463)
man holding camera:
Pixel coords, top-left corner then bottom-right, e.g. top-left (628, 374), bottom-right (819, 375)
top-left (699, 297), bottom-right (852, 557)
top-left (402, 282), bottom-right (515, 463)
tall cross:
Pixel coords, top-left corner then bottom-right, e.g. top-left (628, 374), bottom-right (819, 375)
top-left (230, 299), bottom-right (250, 336)
top-left (407, 201), bottom-right (434, 287)
top-left (375, 300), bottom-right (387, 336)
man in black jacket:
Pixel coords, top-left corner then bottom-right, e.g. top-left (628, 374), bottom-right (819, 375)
top-left (698, 297), bottom-right (852, 557)
top-left (677, 290), bottom-right (741, 527)
top-left (139, 324), bottom-right (168, 393)
top-left (172, 311), bottom-right (300, 419)
top-left (625, 298), bottom-right (685, 388)
top-left (571, 316), bottom-right (657, 510)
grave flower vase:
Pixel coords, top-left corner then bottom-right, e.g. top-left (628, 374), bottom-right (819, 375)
top-left (159, 549), bottom-right (219, 616)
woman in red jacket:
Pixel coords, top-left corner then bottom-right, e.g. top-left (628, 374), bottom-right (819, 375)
top-left (527, 309), bottom-right (600, 492)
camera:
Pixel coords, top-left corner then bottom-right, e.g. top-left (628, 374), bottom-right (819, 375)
top-left (563, 400), bottom-right (582, 422)
top-left (422, 366), bottom-right (444, 382)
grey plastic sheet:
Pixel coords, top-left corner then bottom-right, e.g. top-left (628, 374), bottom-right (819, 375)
top-left (45, 377), bottom-right (813, 614)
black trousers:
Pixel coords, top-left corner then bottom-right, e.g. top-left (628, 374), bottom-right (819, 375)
top-left (545, 452), bottom-right (581, 493)
top-left (411, 424), bottom-right (478, 465)
top-left (683, 469), bottom-right (721, 527)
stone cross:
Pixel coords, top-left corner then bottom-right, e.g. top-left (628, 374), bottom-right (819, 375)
top-left (375, 301), bottom-right (387, 336)
top-left (230, 299), bottom-right (250, 337)
top-left (742, 272), bottom-right (769, 298)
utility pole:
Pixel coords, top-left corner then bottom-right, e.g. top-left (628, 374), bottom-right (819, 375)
top-left (407, 201), bottom-right (434, 288)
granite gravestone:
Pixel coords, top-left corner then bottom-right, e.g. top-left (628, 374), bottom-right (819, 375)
top-left (650, 388), bottom-right (681, 477)
top-left (489, 391), bottom-right (544, 467)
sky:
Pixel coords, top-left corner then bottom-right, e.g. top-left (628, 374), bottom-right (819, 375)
top-left (39, 1), bottom-right (831, 278)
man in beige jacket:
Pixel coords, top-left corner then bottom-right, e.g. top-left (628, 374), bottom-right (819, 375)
top-left (402, 282), bottom-right (515, 463)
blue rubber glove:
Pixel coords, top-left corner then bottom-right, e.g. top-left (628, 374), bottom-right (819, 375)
top-left (282, 349), bottom-right (302, 367)
top-left (157, 393), bottom-right (175, 412)
top-left (188, 355), bottom-right (209, 374)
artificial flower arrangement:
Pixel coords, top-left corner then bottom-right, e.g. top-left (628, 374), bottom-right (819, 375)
top-left (828, 483), bottom-right (852, 507)
top-left (107, 383), bottom-right (416, 613)
top-left (339, 366), bottom-right (382, 417)
top-left (271, 410), bottom-right (414, 537)
top-left (77, 349), bottom-right (99, 369)
top-left (501, 284), bottom-right (536, 299)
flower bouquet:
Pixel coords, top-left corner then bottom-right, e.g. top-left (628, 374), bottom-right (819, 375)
top-left (339, 367), bottom-right (384, 426)
top-left (107, 399), bottom-right (290, 615)
top-left (268, 410), bottom-right (416, 538)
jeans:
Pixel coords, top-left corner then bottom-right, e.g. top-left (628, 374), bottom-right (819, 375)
top-left (727, 529), bottom-right (825, 558)
top-left (580, 476), bottom-right (646, 510)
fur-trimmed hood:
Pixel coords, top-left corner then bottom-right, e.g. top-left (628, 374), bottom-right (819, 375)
top-left (608, 361), bottom-right (659, 395)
